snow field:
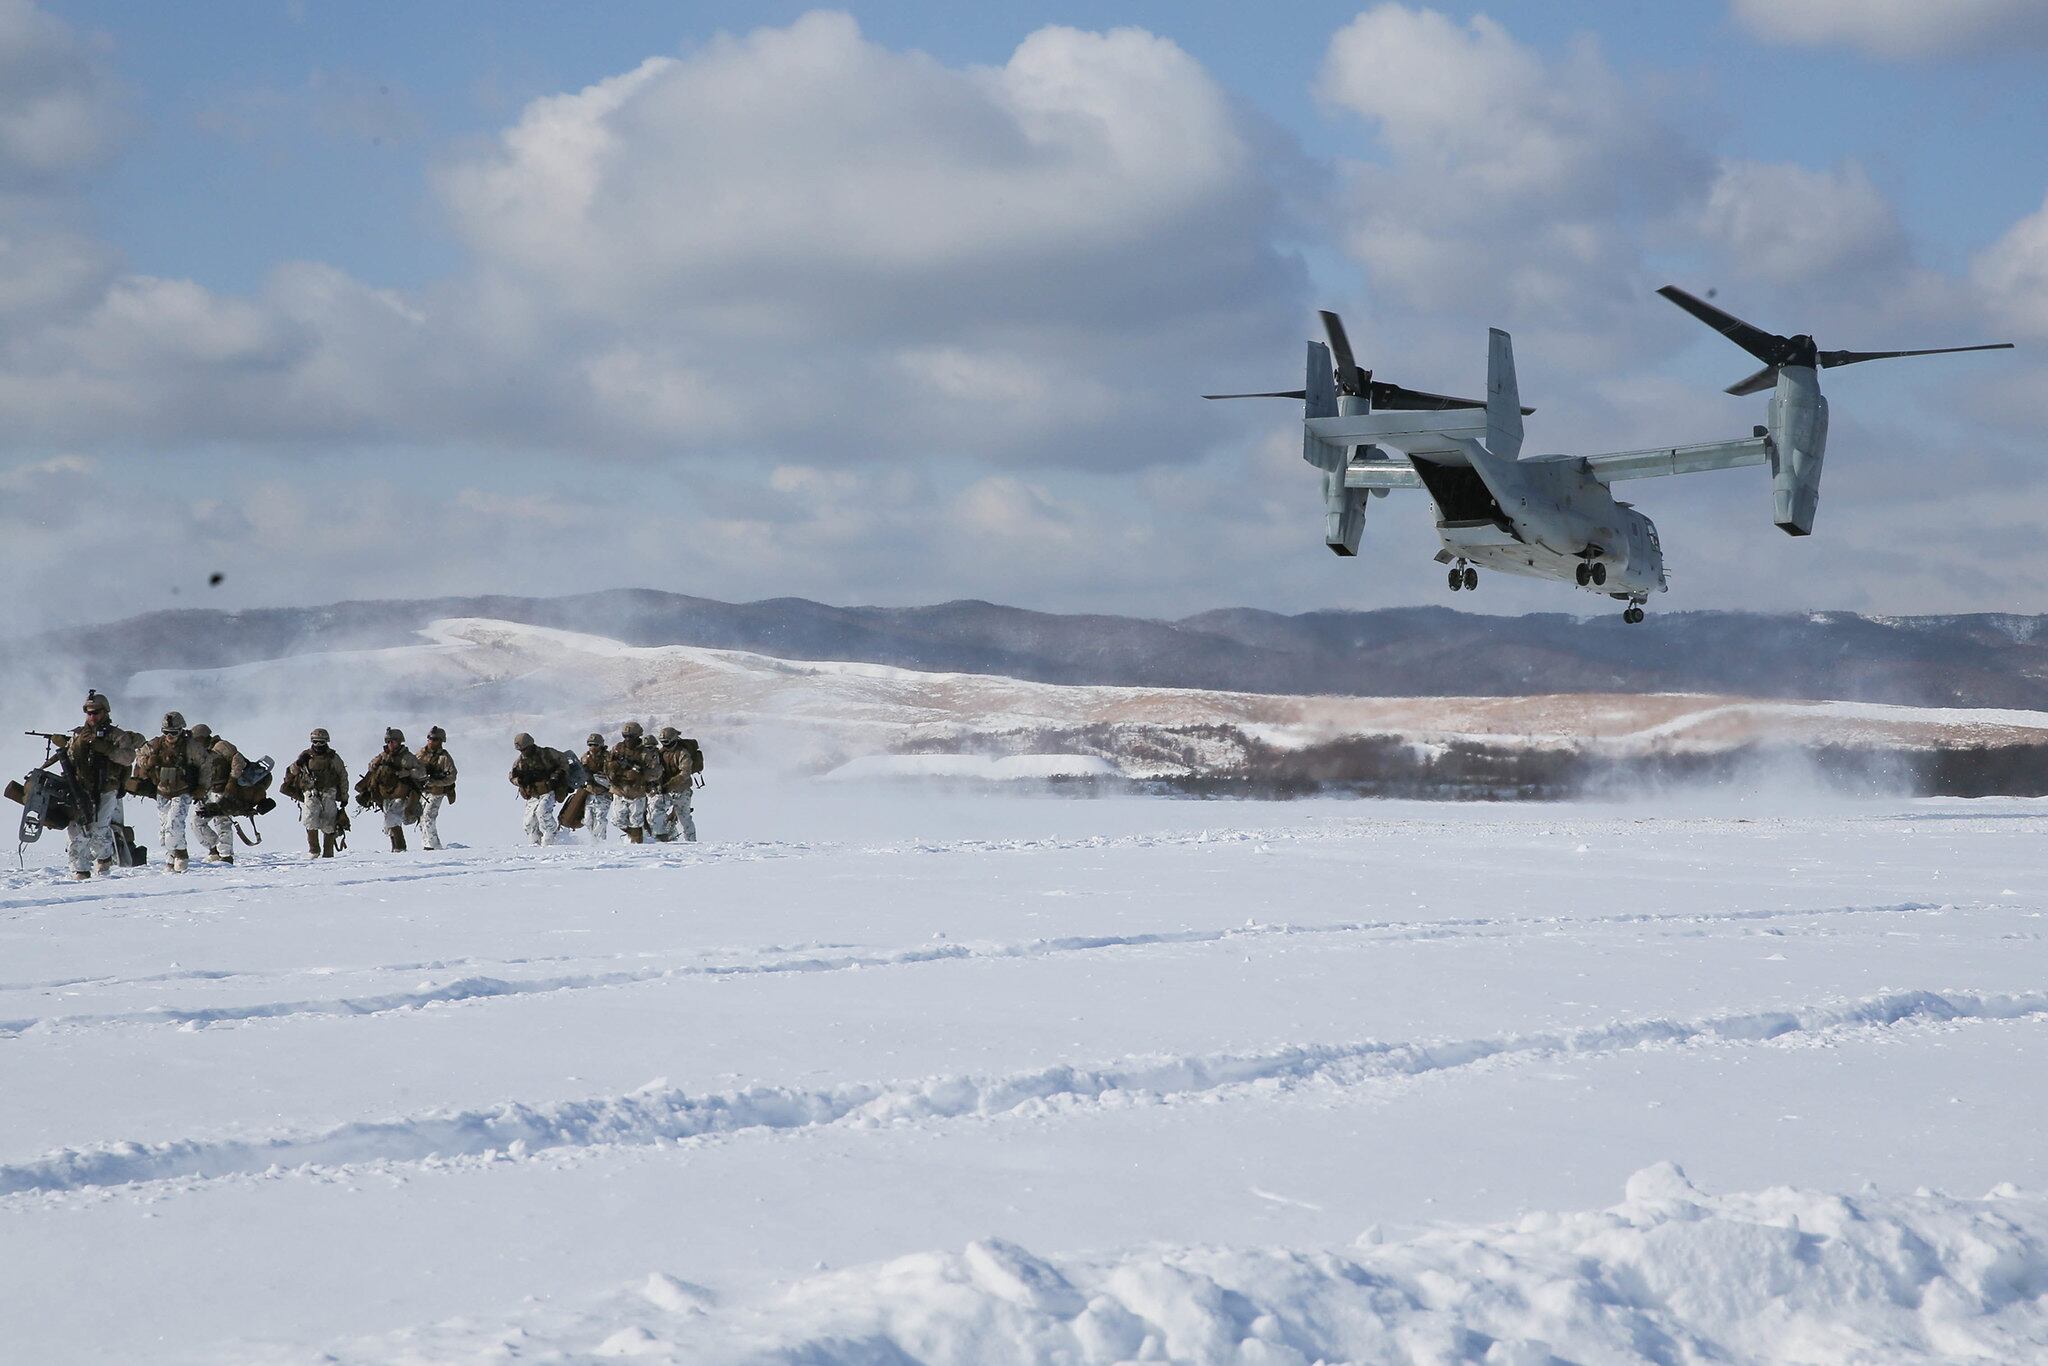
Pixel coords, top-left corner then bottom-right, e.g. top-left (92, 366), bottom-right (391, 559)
top-left (1, 790), bottom-right (2046, 1361)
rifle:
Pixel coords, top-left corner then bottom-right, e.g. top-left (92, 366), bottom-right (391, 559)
top-left (23, 731), bottom-right (75, 778)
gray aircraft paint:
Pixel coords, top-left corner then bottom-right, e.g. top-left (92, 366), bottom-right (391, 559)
top-left (1211, 292), bottom-right (2011, 619)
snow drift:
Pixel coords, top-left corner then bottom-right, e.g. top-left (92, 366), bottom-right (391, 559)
top-left (313, 1167), bottom-right (2048, 1363)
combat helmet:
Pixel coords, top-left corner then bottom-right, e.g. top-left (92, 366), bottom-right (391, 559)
top-left (658, 726), bottom-right (680, 743)
top-left (309, 727), bottom-right (331, 745)
top-left (83, 691), bottom-right (110, 717)
top-left (384, 727), bottom-right (404, 744)
top-left (427, 726), bottom-right (446, 742)
top-left (513, 732), bottom-right (536, 750)
top-left (586, 732), bottom-right (604, 747)
top-left (161, 710), bottom-right (187, 734)
top-left (190, 723), bottom-right (212, 742)
top-left (620, 721), bottom-right (643, 738)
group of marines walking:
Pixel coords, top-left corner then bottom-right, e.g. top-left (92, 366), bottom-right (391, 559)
top-left (37, 693), bottom-right (704, 879)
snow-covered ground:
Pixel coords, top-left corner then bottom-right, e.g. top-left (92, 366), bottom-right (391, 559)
top-left (4, 782), bottom-right (2047, 1361)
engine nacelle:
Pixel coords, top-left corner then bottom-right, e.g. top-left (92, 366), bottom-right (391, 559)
top-left (1324, 469), bottom-right (1367, 555)
top-left (1766, 364), bottom-right (1829, 536)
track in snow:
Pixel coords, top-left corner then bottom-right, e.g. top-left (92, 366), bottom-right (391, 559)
top-left (3, 794), bottom-right (2046, 1363)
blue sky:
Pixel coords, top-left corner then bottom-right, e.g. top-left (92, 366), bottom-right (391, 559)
top-left (5, 1), bottom-right (2046, 632)
top-left (81, 2), bottom-right (2048, 289)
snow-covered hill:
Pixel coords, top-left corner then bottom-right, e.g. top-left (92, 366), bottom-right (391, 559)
top-left (116, 618), bottom-right (2048, 783)
top-left (21, 588), bottom-right (2048, 711)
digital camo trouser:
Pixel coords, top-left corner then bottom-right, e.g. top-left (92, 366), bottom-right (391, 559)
top-left (611, 795), bottom-right (649, 836)
top-left (68, 791), bottom-right (121, 874)
top-left (420, 794), bottom-right (446, 849)
top-left (650, 789), bottom-right (696, 842)
top-left (193, 792), bottom-right (234, 858)
top-left (300, 791), bottom-right (341, 835)
top-left (523, 793), bottom-right (559, 845)
top-left (156, 794), bottom-right (191, 858)
top-left (585, 791), bottom-right (611, 841)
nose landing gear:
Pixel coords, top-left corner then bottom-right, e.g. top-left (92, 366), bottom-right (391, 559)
top-left (1447, 561), bottom-right (1478, 592)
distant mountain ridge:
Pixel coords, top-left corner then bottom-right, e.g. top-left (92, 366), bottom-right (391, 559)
top-left (18, 590), bottom-right (2048, 710)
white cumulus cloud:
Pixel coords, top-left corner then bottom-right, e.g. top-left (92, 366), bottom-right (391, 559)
top-left (1730, 0), bottom-right (2048, 59)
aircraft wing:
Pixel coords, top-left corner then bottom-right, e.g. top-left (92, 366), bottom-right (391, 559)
top-left (1340, 461), bottom-right (1425, 490)
top-left (1577, 434), bottom-right (1772, 484)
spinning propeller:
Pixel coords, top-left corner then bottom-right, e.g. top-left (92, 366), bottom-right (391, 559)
top-left (1657, 285), bottom-right (2013, 396)
top-left (1205, 310), bottom-right (1532, 413)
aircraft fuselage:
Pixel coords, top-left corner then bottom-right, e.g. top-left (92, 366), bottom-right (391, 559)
top-left (1411, 442), bottom-right (1665, 599)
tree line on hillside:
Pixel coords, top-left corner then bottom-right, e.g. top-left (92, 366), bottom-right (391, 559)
top-left (882, 724), bottom-right (2048, 800)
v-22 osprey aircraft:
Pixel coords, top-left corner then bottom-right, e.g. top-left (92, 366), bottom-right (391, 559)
top-left (1207, 289), bottom-right (2011, 622)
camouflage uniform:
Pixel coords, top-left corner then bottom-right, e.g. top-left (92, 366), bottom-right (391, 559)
top-left (579, 733), bottom-right (612, 841)
top-left (189, 724), bottom-right (246, 863)
top-left (359, 730), bottom-right (428, 852)
top-left (416, 728), bottom-right (458, 850)
top-left (607, 723), bottom-right (660, 843)
top-left (64, 693), bottom-right (145, 878)
top-left (650, 727), bottom-right (700, 843)
top-left (134, 711), bottom-right (205, 873)
top-left (509, 733), bottom-right (570, 845)
top-left (285, 729), bottom-right (349, 857)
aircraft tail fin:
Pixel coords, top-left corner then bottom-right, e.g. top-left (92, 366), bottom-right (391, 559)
top-left (1302, 340), bottom-right (1345, 472)
top-left (1486, 328), bottom-right (1523, 460)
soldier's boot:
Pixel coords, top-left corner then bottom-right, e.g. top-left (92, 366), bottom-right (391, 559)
top-left (93, 858), bottom-right (113, 877)
top-left (389, 826), bottom-right (408, 853)
top-left (220, 849), bottom-right (234, 865)
top-left (624, 827), bottom-right (644, 844)
top-left (308, 830), bottom-right (322, 858)
top-left (321, 832), bottom-right (338, 859)
top-left (170, 849), bottom-right (189, 873)
top-left (205, 849), bottom-right (224, 863)
top-left (71, 869), bottom-right (91, 881)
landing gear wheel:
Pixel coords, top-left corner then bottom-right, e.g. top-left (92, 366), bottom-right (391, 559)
top-left (1575, 562), bottom-right (1590, 587)
top-left (1448, 567), bottom-right (1463, 592)
top-left (1462, 567), bottom-right (1478, 591)
top-left (1623, 606), bottom-right (1645, 625)
top-left (1591, 563), bottom-right (1607, 586)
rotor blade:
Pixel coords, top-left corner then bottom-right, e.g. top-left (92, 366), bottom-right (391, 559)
top-left (1724, 364), bottom-right (1779, 397)
top-left (1202, 389), bottom-right (1308, 400)
top-left (1370, 381), bottom-right (1534, 416)
top-left (1656, 285), bottom-right (1785, 364)
top-left (1817, 342), bottom-right (2014, 369)
top-left (1318, 310), bottom-right (1365, 394)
